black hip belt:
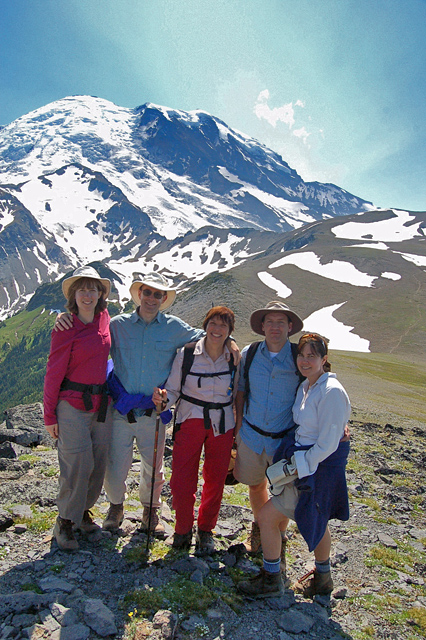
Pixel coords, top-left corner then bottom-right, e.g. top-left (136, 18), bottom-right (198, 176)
top-left (245, 419), bottom-right (290, 439)
top-left (180, 393), bottom-right (233, 434)
top-left (126, 408), bottom-right (153, 423)
top-left (60, 379), bottom-right (108, 423)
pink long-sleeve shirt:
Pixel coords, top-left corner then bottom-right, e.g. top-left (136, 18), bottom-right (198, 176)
top-left (43, 309), bottom-right (111, 426)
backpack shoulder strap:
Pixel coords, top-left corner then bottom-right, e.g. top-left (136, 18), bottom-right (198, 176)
top-left (243, 340), bottom-right (262, 410)
top-left (181, 342), bottom-right (196, 390)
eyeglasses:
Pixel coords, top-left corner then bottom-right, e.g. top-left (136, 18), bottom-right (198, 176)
top-left (141, 288), bottom-right (165, 300)
top-left (301, 333), bottom-right (327, 349)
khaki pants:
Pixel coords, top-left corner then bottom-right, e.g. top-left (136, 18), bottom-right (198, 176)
top-left (56, 400), bottom-right (112, 525)
top-left (103, 410), bottom-right (165, 508)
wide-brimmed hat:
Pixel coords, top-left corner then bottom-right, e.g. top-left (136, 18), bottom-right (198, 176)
top-left (62, 266), bottom-right (111, 299)
top-left (250, 301), bottom-right (303, 336)
top-left (129, 272), bottom-right (176, 311)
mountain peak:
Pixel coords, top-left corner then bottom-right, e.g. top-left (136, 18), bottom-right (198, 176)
top-left (0, 95), bottom-right (375, 319)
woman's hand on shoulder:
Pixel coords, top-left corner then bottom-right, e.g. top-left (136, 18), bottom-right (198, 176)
top-left (226, 338), bottom-right (241, 365)
top-left (45, 424), bottom-right (59, 439)
top-left (54, 313), bottom-right (73, 332)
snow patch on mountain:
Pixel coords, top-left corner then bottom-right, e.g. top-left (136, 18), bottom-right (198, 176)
top-left (396, 252), bottom-right (426, 269)
top-left (257, 272), bottom-right (292, 298)
top-left (332, 210), bottom-right (422, 242)
top-left (346, 242), bottom-right (389, 251)
top-left (302, 302), bottom-right (370, 352)
top-left (132, 231), bottom-right (262, 281)
top-left (268, 251), bottom-right (377, 287)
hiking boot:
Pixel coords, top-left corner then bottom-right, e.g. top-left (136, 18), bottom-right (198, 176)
top-left (75, 510), bottom-right (100, 534)
top-left (172, 531), bottom-right (192, 550)
top-left (140, 507), bottom-right (166, 538)
top-left (53, 516), bottom-right (79, 551)
top-left (294, 569), bottom-right (334, 598)
top-left (195, 529), bottom-right (215, 556)
top-left (102, 503), bottom-right (124, 531)
top-left (238, 568), bottom-right (283, 598)
top-left (244, 521), bottom-right (261, 554)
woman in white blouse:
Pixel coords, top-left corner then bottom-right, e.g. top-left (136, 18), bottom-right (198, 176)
top-left (153, 306), bottom-right (238, 555)
top-left (238, 332), bottom-right (350, 599)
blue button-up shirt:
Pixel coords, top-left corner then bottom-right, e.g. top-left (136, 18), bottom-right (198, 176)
top-left (110, 309), bottom-right (204, 396)
top-left (237, 339), bottom-right (300, 456)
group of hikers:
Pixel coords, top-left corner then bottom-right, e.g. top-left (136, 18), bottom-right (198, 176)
top-left (43, 265), bottom-right (351, 600)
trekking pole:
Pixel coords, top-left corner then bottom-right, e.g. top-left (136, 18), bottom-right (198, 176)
top-left (145, 391), bottom-right (167, 556)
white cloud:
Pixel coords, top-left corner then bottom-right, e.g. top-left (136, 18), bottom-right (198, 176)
top-left (254, 89), bottom-right (299, 129)
top-left (293, 126), bottom-right (310, 144)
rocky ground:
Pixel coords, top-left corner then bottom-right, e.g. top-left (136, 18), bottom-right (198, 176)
top-left (0, 403), bottom-right (425, 640)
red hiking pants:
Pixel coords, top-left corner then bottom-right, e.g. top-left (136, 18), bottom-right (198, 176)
top-left (170, 418), bottom-right (234, 534)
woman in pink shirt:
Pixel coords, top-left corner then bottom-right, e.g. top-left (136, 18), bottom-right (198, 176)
top-left (44, 265), bottom-right (112, 551)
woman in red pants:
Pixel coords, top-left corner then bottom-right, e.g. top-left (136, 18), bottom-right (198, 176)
top-left (153, 306), bottom-right (238, 555)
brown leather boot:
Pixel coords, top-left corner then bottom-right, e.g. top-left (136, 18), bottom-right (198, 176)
top-left (76, 510), bottom-right (100, 533)
top-left (140, 507), bottom-right (165, 538)
top-left (295, 568), bottom-right (334, 597)
top-left (54, 516), bottom-right (79, 551)
top-left (238, 568), bottom-right (284, 598)
top-left (102, 503), bottom-right (124, 531)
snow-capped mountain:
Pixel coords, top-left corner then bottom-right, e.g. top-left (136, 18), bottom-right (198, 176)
top-left (0, 95), bottom-right (375, 318)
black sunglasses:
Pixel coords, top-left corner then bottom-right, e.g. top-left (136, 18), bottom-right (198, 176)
top-left (141, 288), bottom-right (164, 300)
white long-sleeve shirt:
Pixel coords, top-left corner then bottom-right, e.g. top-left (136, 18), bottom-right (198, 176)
top-left (163, 337), bottom-right (238, 436)
top-left (292, 372), bottom-right (350, 479)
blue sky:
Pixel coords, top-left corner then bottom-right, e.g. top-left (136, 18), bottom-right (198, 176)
top-left (1, 0), bottom-right (425, 211)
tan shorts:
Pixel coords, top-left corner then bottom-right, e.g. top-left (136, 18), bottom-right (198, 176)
top-left (271, 480), bottom-right (299, 520)
top-left (233, 432), bottom-right (274, 486)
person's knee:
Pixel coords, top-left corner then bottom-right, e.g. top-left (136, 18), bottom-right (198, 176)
top-left (249, 480), bottom-right (267, 495)
top-left (258, 500), bottom-right (282, 530)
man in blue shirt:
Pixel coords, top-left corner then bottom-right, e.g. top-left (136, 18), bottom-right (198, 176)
top-left (103, 272), bottom-right (240, 535)
top-left (102, 273), bottom-right (204, 534)
top-left (234, 301), bottom-right (304, 561)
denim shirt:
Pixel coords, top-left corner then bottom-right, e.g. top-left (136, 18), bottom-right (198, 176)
top-left (110, 309), bottom-right (203, 396)
top-left (237, 339), bottom-right (300, 456)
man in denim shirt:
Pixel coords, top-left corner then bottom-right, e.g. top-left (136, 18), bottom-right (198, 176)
top-left (234, 301), bottom-right (303, 559)
top-left (103, 273), bottom-right (240, 535)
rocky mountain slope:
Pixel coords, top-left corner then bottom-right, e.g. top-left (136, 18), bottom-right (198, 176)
top-left (0, 403), bottom-right (425, 640)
